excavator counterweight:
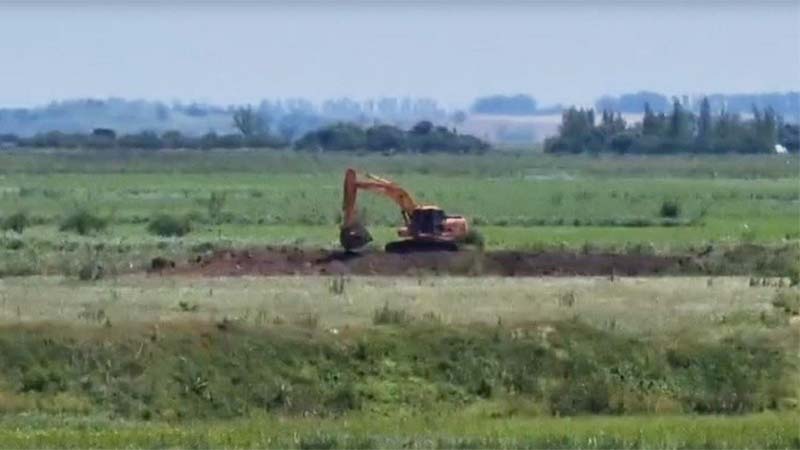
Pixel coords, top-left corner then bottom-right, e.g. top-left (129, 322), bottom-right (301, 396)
top-left (339, 168), bottom-right (469, 252)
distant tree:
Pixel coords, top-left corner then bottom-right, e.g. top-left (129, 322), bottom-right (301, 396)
top-left (216, 133), bottom-right (244, 149)
top-left (87, 128), bottom-right (116, 149)
top-left (779, 123), bottom-right (799, 153)
top-left (757, 106), bottom-right (778, 150)
top-left (0, 134), bottom-right (19, 147)
top-left (411, 120), bottom-right (434, 135)
top-left (199, 132), bottom-right (219, 150)
top-left (667, 99), bottom-right (691, 140)
top-left (451, 110), bottom-right (467, 128)
top-left (232, 106), bottom-right (265, 137)
top-left (712, 110), bottom-right (743, 153)
top-left (642, 103), bottom-right (663, 136)
top-left (471, 95), bottom-right (538, 115)
top-left (696, 97), bottom-right (712, 150)
top-left (295, 120), bottom-right (488, 153)
top-left (91, 128), bottom-right (116, 140)
top-left (366, 125), bottom-right (406, 152)
top-left (544, 107), bottom-right (601, 153)
top-left (295, 123), bottom-right (366, 151)
top-left (118, 131), bottom-right (162, 150)
top-left (161, 130), bottom-right (184, 148)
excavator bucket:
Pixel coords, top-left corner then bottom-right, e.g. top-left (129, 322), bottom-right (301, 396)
top-left (340, 222), bottom-right (372, 251)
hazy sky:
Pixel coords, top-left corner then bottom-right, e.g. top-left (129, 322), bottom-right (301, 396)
top-left (0, 1), bottom-right (798, 108)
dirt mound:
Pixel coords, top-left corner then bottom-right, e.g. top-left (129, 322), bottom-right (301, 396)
top-left (174, 247), bottom-right (689, 277)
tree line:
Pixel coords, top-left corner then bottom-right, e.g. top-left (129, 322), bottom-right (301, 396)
top-left (0, 112), bottom-right (490, 154)
top-left (0, 97), bottom-right (455, 139)
top-left (294, 120), bottom-right (489, 153)
top-left (545, 98), bottom-right (799, 154)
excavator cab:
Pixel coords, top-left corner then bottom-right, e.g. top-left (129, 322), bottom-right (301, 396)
top-left (409, 208), bottom-right (446, 236)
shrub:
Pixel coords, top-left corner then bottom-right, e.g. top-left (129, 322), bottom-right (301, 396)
top-left (373, 303), bottom-right (413, 325)
top-left (1, 211), bottom-right (29, 234)
top-left (205, 192), bottom-right (227, 224)
top-left (787, 263), bottom-right (800, 287)
top-left (147, 214), bottom-right (192, 237)
top-left (328, 275), bottom-right (347, 295)
top-left (59, 210), bottom-right (108, 235)
top-left (78, 262), bottom-right (104, 281)
top-left (461, 228), bottom-right (486, 250)
top-left (659, 199), bottom-right (681, 218)
top-left (772, 290), bottom-right (800, 315)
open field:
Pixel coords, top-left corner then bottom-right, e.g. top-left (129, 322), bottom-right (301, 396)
top-left (0, 151), bottom-right (798, 278)
top-left (0, 274), bottom-right (798, 448)
top-left (0, 150), bottom-right (798, 448)
top-left (0, 275), bottom-right (793, 333)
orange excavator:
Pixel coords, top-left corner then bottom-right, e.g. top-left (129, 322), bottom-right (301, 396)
top-left (339, 168), bottom-right (469, 253)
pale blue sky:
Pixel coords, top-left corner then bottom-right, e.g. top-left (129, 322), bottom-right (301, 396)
top-left (0, 1), bottom-right (798, 108)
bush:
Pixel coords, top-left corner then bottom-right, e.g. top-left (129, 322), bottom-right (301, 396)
top-left (461, 228), bottom-right (485, 250)
top-left (295, 123), bottom-right (366, 152)
top-left (78, 262), bottom-right (104, 281)
top-left (1, 211), bottom-right (29, 233)
top-left (59, 210), bottom-right (108, 235)
top-left (659, 199), bottom-right (681, 218)
top-left (772, 290), bottom-right (800, 315)
top-left (147, 214), bottom-right (192, 237)
top-left (373, 303), bottom-right (413, 325)
top-left (788, 264), bottom-right (800, 287)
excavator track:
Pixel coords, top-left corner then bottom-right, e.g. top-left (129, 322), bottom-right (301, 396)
top-left (385, 240), bottom-right (459, 253)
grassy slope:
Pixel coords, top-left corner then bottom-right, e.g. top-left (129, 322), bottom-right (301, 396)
top-left (0, 277), bottom-right (797, 418)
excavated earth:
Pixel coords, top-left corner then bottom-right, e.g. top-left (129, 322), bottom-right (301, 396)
top-left (167, 247), bottom-right (697, 277)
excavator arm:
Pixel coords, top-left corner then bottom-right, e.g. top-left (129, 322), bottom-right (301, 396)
top-left (340, 168), bottom-right (418, 250)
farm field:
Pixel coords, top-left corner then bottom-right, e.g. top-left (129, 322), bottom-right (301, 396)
top-left (0, 150), bottom-right (798, 448)
top-left (0, 151), bottom-right (798, 278)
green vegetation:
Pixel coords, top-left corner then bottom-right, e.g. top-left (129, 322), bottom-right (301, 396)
top-left (0, 319), bottom-right (793, 418)
top-left (0, 413), bottom-right (796, 449)
top-left (546, 100), bottom-right (798, 154)
top-left (294, 120), bottom-right (489, 152)
top-left (0, 274), bottom-right (797, 447)
top-left (146, 214), bottom-right (192, 237)
top-left (0, 151), bottom-right (796, 277)
top-left (58, 209), bottom-right (108, 235)
top-left (0, 150), bottom-right (797, 447)
top-left (0, 211), bottom-right (28, 234)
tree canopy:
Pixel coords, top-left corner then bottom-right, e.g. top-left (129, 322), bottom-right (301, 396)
top-left (294, 121), bottom-right (489, 153)
top-left (546, 98), bottom-right (797, 154)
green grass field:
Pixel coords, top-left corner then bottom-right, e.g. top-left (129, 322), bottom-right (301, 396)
top-left (0, 151), bottom-right (797, 275)
top-left (0, 413), bottom-right (796, 449)
top-left (0, 150), bottom-right (798, 448)
top-left (0, 275), bottom-right (797, 448)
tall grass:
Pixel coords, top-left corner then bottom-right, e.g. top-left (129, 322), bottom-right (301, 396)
top-left (0, 413), bottom-right (796, 449)
top-left (0, 318), bottom-right (793, 420)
